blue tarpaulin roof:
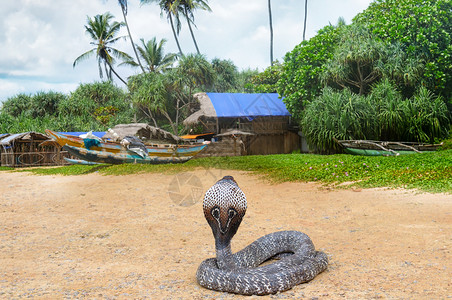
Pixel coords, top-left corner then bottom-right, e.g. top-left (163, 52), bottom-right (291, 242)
top-left (206, 93), bottom-right (290, 118)
top-left (59, 132), bottom-right (106, 138)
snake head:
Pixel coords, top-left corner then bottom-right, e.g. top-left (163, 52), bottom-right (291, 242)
top-left (203, 176), bottom-right (247, 249)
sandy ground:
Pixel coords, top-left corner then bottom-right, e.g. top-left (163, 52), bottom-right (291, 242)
top-left (0, 168), bottom-right (451, 299)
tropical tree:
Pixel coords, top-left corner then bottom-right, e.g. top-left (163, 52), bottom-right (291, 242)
top-left (178, 53), bottom-right (215, 95)
top-left (268, 0), bottom-right (273, 65)
top-left (116, 0), bottom-right (146, 73)
top-left (322, 24), bottom-right (425, 97)
top-left (128, 71), bottom-right (190, 134)
top-left (277, 24), bottom-right (343, 121)
top-left (211, 58), bottom-right (238, 92)
top-left (321, 25), bottom-right (387, 95)
top-left (354, 0), bottom-right (452, 99)
top-left (180, 0), bottom-right (211, 54)
top-left (248, 61), bottom-right (282, 93)
top-left (73, 12), bottom-right (132, 85)
top-left (120, 37), bottom-right (177, 73)
top-left (59, 81), bottom-right (132, 129)
top-left (141, 0), bottom-right (184, 56)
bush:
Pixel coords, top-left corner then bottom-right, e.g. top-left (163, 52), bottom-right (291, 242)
top-left (301, 88), bottom-right (377, 153)
top-left (402, 87), bottom-right (450, 143)
top-left (59, 81), bottom-right (132, 130)
top-left (1, 94), bottom-right (32, 117)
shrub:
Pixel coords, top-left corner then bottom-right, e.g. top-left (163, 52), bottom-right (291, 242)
top-left (301, 88), bottom-right (377, 153)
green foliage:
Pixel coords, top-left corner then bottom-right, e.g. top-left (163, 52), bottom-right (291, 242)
top-left (128, 71), bottom-right (189, 133)
top-left (354, 0), bottom-right (452, 99)
top-left (1, 94), bottom-right (32, 117)
top-left (30, 91), bottom-right (66, 117)
top-left (321, 25), bottom-right (423, 97)
top-left (2, 91), bottom-right (66, 119)
top-left (247, 61), bottom-right (282, 93)
top-left (73, 12), bottom-right (132, 84)
top-left (0, 91), bottom-right (69, 132)
top-left (403, 87), bottom-right (450, 143)
top-left (301, 88), bottom-right (377, 153)
top-left (211, 58), bottom-right (238, 92)
top-left (277, 25), bottom-right (343, 121)
top-left (59, 81), bottom-right (132, 130)
top-left (128, 72), bottom-right (170, 116)
top-left (0, 112), bottom-right (16, 133)
top-left (370, 79), bottom-right (406, 140)
top-left (120, 37), bottom-right (177, 73)
top-left (178, 53), bottom-right (215, 93)
top-left (322, 25), bottom-right (385, 95)
top-left (301, 82), bottom-right (450, 152)
top-left (236, 68), bottom-right (259, 93)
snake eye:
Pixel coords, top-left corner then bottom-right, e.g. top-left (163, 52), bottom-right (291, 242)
top-left (211, 207), bottom-right (220, 220)
top-left (228, 208), bottom-right (237, 219)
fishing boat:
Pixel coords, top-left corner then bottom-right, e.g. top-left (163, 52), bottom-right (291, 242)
top-left (334, 138), bottom-right (442, 156)
top-left (63, 157), bottom-right (100, 165)
top-left (63, 145), bottom-right (195, 164)
top-left (46, 129), bottom-right (206, 158)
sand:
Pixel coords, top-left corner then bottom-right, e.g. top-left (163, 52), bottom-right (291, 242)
top-left (0, 168), bottom-right (451, 299)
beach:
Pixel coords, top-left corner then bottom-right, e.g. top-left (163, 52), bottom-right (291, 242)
top-left (0, 169), bottom-right (451, 299)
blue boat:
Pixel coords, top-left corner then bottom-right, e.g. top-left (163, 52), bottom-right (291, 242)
top-left (63, 144), bottom-right (206, 164)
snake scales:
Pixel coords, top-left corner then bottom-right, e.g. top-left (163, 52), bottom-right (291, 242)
top-left (196, 176), bottom-right (328, 295)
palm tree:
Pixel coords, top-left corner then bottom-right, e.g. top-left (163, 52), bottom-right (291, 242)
top-left (117, 0), bottom-right (146, 73)
top-left (180, 0), bottom-right (211, 54)
top-left (120, 37), bottom-right (177, 73)
top-left (73, 12), bottom-right (132, 85)
top-left (178, 53), bottom-right (215, 95)
top-left (303, 0), bottom-right (308, 41)
top-left (268, 0), bottom-right (273, 66)
top-left (141, 0), bottom-right (184, 56)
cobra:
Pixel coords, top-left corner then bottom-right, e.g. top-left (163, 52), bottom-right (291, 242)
top-left (196, 176), bottom-right (328, 295)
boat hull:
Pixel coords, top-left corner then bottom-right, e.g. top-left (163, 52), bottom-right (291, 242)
top-left (46, 129), bottom-right (206, 158)
top-left (343, 148), bottom-right (418, 156)
top-left (335, 139), bottom-right (442, 156)
top-left (64, 145), bottom-right (193, 164)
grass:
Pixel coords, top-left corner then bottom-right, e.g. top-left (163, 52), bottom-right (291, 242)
top-left (7, 149), bottom-right (451, 194)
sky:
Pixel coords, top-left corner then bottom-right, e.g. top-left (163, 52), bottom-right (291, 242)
top-left (0, 0), bottom-right (373, 102)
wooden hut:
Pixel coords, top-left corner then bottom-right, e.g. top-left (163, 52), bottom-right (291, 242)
top-left (184, 93), bottom-right (300, 156)
top-left (0, 132), bottom-right (69, 167)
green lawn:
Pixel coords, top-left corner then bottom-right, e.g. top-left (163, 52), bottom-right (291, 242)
top-left (5, 149), bottom-right (451, 194)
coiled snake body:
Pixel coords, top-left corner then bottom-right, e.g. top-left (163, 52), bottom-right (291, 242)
top-left (196, 176), bottom-right (328, 295)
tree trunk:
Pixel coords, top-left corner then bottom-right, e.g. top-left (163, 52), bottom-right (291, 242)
top-left (268, 0), bottom-right (273, 66)
top-left (161, 110), bottom-right (177, 134)
top-left (185, 6), bottom-right (200, 55)
top-left (169, 14), bottom-right (184, 56)
top-left (303, 0), bottom-right (308, 41)
top-left (107, 62), bottom-right (128, 85)
top-left (121, 8), bottom-right (146, 73)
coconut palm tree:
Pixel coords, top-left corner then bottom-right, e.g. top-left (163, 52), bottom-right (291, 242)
top-left (120, 37), bottom-right (177, 73)
top-left (180, 0), bottom-right (211, 55)
top-left (117, 0), bottom-right (146, 73)
top-left (303, 0), bottom-right (308, 41)
top-left (268, 0), bottom-right (273, 66)
top-left (73, 12), bottom-right (132, 85)
top-left (141, 0), bottom-right (184, 56)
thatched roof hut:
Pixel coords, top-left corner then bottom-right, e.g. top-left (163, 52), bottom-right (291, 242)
top-left (184, 92), bottom-right (291, 133)
top-left (103, 123), bottom-right (184, 144)
top-left (184, 93), bottom-right (300, 156)
top-left (0, 132), bottom-right (68, 167)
